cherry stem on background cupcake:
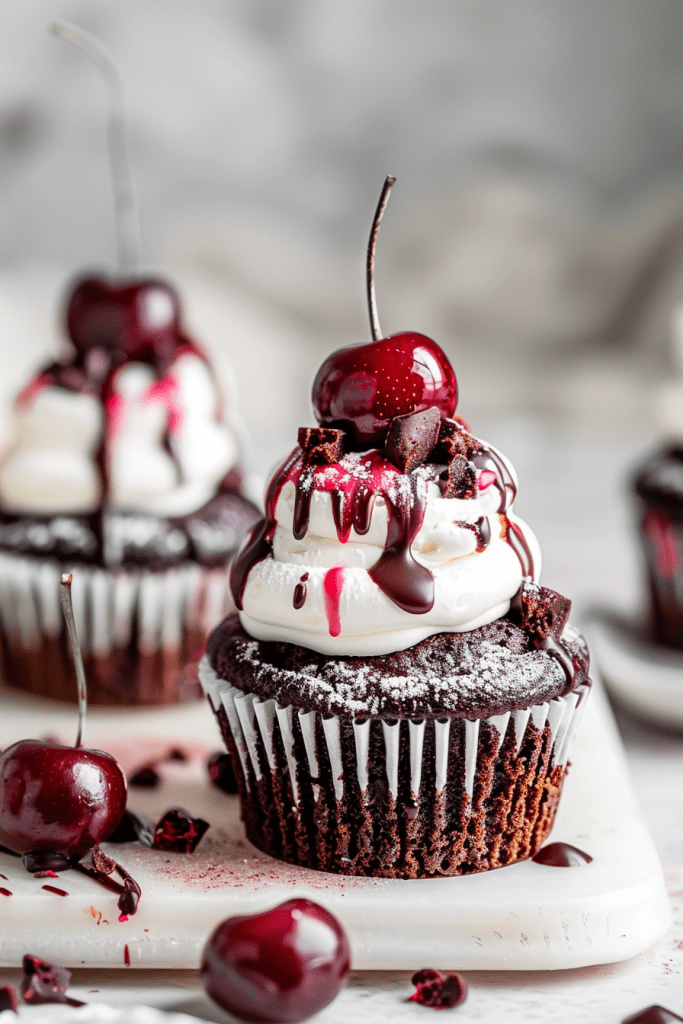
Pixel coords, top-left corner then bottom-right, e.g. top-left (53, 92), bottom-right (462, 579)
top-left (366, 175), bottom-right (396, 342)
top-left (50, 21), bottom-right (140, 276)
top-left (59, 574), bottom-right (87, 749)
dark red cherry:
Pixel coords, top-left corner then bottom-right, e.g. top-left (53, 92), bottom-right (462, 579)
top-left (201, 898), bottom-right (351, 1023)
top-left (66, 275), bottom-right (182, 363)
top-left (0, 740), bottom-right (127, 863)
top-left (311, 331), bottom-right (457, 449)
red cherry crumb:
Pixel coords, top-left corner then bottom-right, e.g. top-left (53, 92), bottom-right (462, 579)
top-left (202, 898), bottom-right (350, 1024)
top-left (21, 955), bottom-right (84, 1007)
top-left (207, 751), bottom-right (239, 794)
top-left (409, 968), bottom-right (468, 1010)
top-left (151, 808), bottom-right (209, 853)
top-left (0, 985), bottom-right (18, 1013)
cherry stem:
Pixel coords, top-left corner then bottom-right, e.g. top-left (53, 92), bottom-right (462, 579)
top-left (366, 175), bottom-right (396, 342)
top-left (59, 574), bottom-right (87, 749)
top-left (50, 21), bottom-right (140, 276)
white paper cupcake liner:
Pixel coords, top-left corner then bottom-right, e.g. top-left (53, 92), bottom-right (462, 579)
top-left (199, 655), bottom-right (590, 808)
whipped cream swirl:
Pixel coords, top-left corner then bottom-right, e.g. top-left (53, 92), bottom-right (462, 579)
top-left (232, 438), bottom-right (540, 657)
top-left (0, 350), bottom-right (239, 518)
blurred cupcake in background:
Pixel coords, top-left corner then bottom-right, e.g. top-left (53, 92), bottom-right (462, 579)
top-left (0, 273), bottom-right (259, 705)
top-left (0, 23), bottom-right (259, 705)
top-left (633, 305), bottom-right (683, 650)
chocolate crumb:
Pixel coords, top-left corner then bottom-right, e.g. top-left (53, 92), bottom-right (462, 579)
top-left (409, 968), bottom-right (467, 1009)
top-left (510, 580), bottom-right (571, 641)
top-left (439, 456), bottom-right (477, 499)
top-left (435, 418), bottom-right (484, 461)
top-left (298, 427), bottom-right (345, 466)
top-left (0, 985), bottom-right (18, 1013)
top-left (385, 407), bottom-right (441, 472)
top-left (207, 751), bottom-right (239, 794)
top-left (92, 847), bottom-right (117, 876)
top-left (152, 808), bottom-right (209, 853)
top-left (108, 809), bottom-right (155, 847)
top-left (21, 955), bottom-right (84, 1007)
top-left (129, 764), bottom-right (161, 788)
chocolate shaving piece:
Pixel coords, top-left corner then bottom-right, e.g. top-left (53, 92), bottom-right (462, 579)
top-left (115, 864), bottom-right (142, 919)
top-left (107, 809), bottom-right (155, 847)
top-left (152, 808), bottom-right (209, 853)
top-left (435, 418), bottom-right (484, 461)
top-left (0, 985), bottom-right (18, 1013)
top-left (297, 426), bottom-right (345, 466)
top-left (92, 847), bottom-right (117, 876)
top-left (510, 580), bottom-right (571, 641)
top-left (409, 968), bottom-right (467, 1009)
top-left (22, 851), bottom-right (70, 874)
top-left (207, 751), bottom-right (239, 794)
top-left (21, 955), bottom-right (84, 1007)
top-left (623, 1008), bottom-right (683, 1024)
top-left (129, 764), bottom-right (161, 788)
top-left (385, 407), bottom-right (441, 473)
top-left (439, 456), bottom-right (476, 499)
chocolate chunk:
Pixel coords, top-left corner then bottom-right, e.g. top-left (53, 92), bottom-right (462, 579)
top-left (385, 407), bottom-right (441, 472)
top-left (511, 580), bottom-right (571, 641)
top-left (92, 846), bottom-right (117, 876)
top-left (623, 1009), bottom-right (683, 1024)
top-left (129, 764), bottom-right (161, 788)
top-left (532, 842), bottom-right (592, 867)
top-left (436, 418), bottom-right (484, 461)
top-left (298, 427), bottom-right (345, 466)
top-left (21, 955), bottom-right (84, 1007)
top-left (207, 751), bottom-right (239, 794)
top-left (409, 968), bottom-right (467, 1009)
top-left (107, 809), bottom-right (155, 847)
top-left (151, 808), bottom-right (209, 853)
top-left (0, 986), bottom-right (18, 1013)
top-left (439, 456), bottom-right (477, 499)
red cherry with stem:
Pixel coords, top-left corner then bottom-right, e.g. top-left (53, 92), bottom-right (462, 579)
top-left (66, 275), bottom-right (182, 363)
top-left (0, 575), bottom-right (126, 865)
top-left (312, 177), bottom-right (457, 449)
top-left (201, 898), bottom-right (351, 1024)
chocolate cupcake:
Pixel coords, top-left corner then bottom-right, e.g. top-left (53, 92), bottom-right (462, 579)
top-left (0, 275), bottom-right (259, 705)
top-left (200, 178), bottom-right (591, 878)
top-left (633, 445), bottom-right (683, 648)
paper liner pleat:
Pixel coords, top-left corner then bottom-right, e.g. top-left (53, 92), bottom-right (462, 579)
top-left (0, 553), bottom-right (232, 659)
top-left (200, 656), bottom-right (592, 878)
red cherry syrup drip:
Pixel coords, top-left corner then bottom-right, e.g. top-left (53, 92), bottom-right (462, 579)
top-left (458, 516), bottom-right (491, 553)
top-left (232, 449), bottom-right (435, 616)
top-left (323, 566), bottom-right (345, 636)
top-left (41, 884), bottom-right (68, 896)
top-left (0, 887), bottom-right (11, 896)
top-left (293, 572), bottom-right (309, 609)
top-left (643, 509), bottom-right (679, 577)
top-left (124, 944), bottom-right (131, 967)
top-left (532, 842), bottom-right (592, 867)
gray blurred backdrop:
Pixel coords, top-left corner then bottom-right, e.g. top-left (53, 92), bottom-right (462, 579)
top-left (2, 0), bottom-right (683, 445)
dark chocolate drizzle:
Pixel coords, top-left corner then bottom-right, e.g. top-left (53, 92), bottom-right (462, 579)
top-left (622, 1007), bottom-right (683, 1024)
top-left (532, 842), bottom-right (592, 867)
top-left (232, 436), bottom-right (538, 623)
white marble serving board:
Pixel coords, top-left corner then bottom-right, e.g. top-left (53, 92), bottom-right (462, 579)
top-left (0, 682), bottom-right (671, 973)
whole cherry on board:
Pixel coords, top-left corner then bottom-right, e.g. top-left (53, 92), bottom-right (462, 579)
top-left (0, 574), bottom-right (127, 866)
top-left (312, 177), bottom-right (457, 449)
top-left (201, 897), bottom-right (351, 1023)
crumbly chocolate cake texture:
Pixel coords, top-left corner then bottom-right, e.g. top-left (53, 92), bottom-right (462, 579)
top-left (207, 613), bottom-right (588, 720)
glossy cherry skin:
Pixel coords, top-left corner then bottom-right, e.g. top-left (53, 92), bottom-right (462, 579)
top-left (0, 740), bottom-right (127, 863)
top-left (66, 275), bottom-right (182, 363)
top-left (201, 898), bottom-right (351, 1024)
top-left (312, 331), bottom-right (457, 449)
